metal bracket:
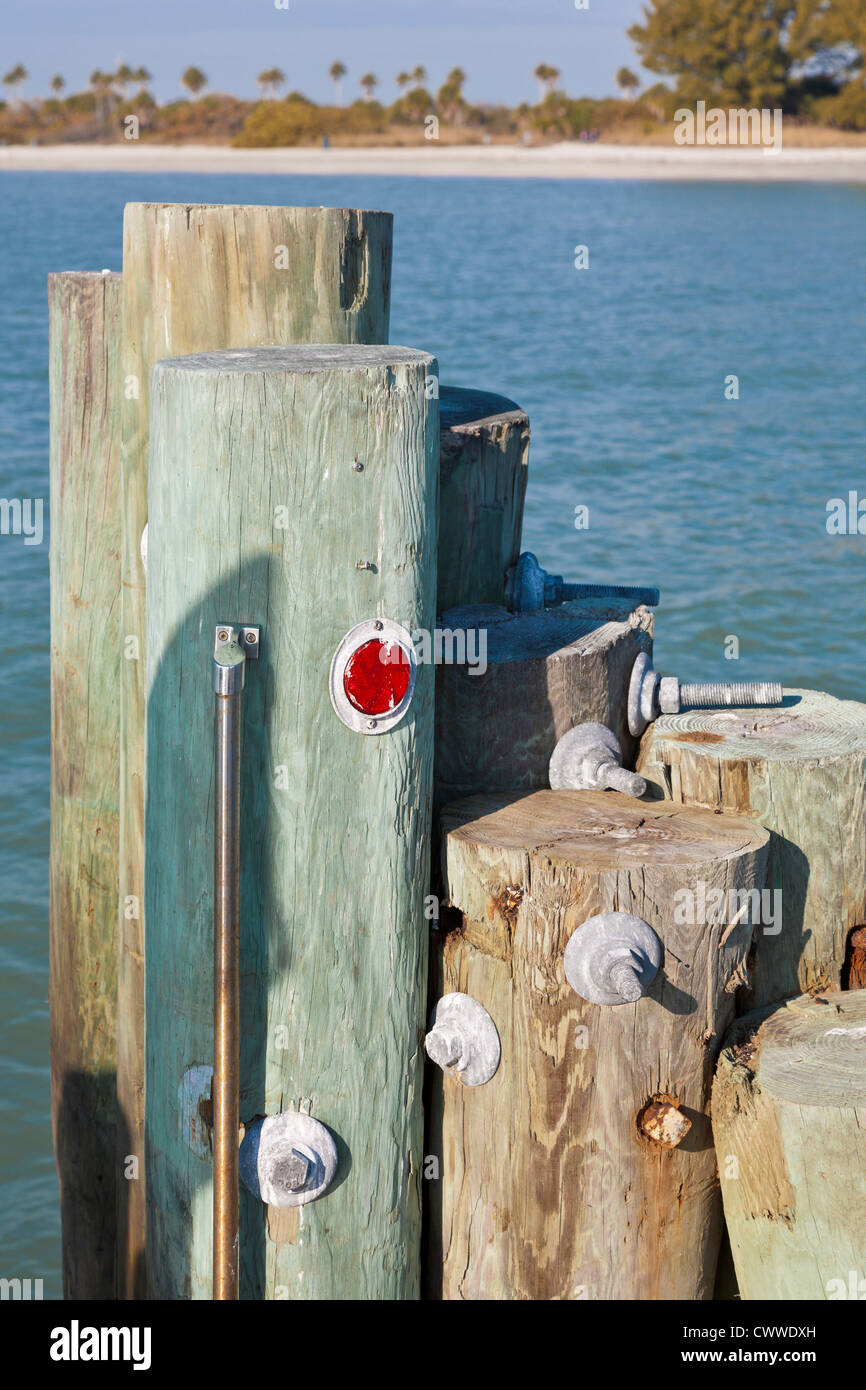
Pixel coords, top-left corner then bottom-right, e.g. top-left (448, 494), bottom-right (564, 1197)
top-left (213, 624), bottom-right (260, 697)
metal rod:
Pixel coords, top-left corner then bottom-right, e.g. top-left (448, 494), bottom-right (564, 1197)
top-left (212, 632), bottom-right (246, 1301)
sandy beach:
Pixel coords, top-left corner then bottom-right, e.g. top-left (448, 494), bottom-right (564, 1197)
top-left (2, 141), bottom-right (865, 180)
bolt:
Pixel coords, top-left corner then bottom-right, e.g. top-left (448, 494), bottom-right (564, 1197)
top-left (273, 1147), bottom-right (313, 1194)
top-left (244, 630), bottom-right (257, 645)
top-left (506, 552), bottom-right (659, 614)
top-left (356, 560), bottom-right (374, 571)
top-left (425, 994), bottom-right (501, 1086)
top-left (217, 629), bottom-right (230, 642)
top-left (549, 722), bottom-right (647, 798)
top-left (352, 459), bottom-right (364, 472)
top-left (640, 1099), bottom-right (692, 1149)
top-left (564, 913), bottom-right (663, 1006)
top-left (425, 1029), bottom-right (463, 1070)
top-left (627, 652), bottom-right (782, 737)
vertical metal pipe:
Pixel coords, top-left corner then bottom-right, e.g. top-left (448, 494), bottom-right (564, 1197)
top-left (212, 637), bottom-right (246, 1300)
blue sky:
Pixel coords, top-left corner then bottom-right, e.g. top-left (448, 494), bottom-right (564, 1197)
top-left (3, 0), bottom-right (653, 105)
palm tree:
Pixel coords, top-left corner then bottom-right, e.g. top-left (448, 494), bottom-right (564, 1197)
top-left (2, 64), bottom-right (28, 106)
top-left (411, 65), bottom-right (427, 89)
top-left (437, 67), bottom-right (467, 122)
top-left (115, 63), bottom-right (135, 100)
top-left (257, 67), bottom-right (286, 99)
top-left (533, 63), bottom-right (560, 100)
top-left (328, 61), bottom-right (347, 105)
top-left (616, 67), bottom-right (640, 99)
top-left (50, 74), bottom-right (65, 97)
top-left (359, 72), bottom-right (379, 101)
top-left (181, 66), bottom-right (208, 99)
top-left (132, 66), bottom-right (152, 86)
top-left (395, 71), bottom-right (411, 94)
top-left (89, 68), bottom-right (116, 124)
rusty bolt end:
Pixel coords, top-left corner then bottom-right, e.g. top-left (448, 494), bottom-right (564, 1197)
top-left (639, 1098), bottom-right (691, 1149)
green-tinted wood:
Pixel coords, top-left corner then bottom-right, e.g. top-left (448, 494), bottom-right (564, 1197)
top-left (437, 385), bottom-right (529, 614)
top-left (146, 345), bottom-right (438, 1299)
top-left (118, 204), bottom-right (393, 1297)
top-left (713, 991), bottom-right (866, 1300)
top-left (48, 270), bottom-right (123, 1299)
top-left (636, 690), bottom-right (866, 1008)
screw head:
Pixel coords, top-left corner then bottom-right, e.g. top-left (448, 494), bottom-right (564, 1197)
top-left (353, 459), bottom-right (364, 472)
top-left (217, 629), bottom-right (230, 642)
top-left (367, 718), bottom-right (377, 729)
top-left (244, 630), bottom-right (258, 645)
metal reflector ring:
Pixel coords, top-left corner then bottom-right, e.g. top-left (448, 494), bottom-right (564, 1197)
top-left (329, 618), bottom-right (417, 734)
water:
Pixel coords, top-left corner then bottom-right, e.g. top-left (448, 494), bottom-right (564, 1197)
top-left (1, 171), bottom-right (863, 1296)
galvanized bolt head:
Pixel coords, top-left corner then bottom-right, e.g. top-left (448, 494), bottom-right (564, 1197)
top-left (549, 721), bottom-right (647, 798)
top-left (239, 1113), bottom-right (338, 1208)
top-left (564, 912), bottom-right (663, 1006)
top-left (425, 993), bottom-right (501, 1086)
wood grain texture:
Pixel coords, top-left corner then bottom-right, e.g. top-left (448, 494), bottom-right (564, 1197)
top-left (712, 990), bottom-right (866, 1300)
top-left (427, 789), bottom-right (769, 1300)
top-left (636, 690), bottom-right (866, 1008)
top-left (434, 600), bottom-right (652, 810)
top-left (118, 204), bottom-right (393, 1297)
top-left (437, 385), bottom-right (529, 614)
top-left (145, 346), bottom-right (438, 1299)
top-left (48, 271), bottom-right (123, 1299)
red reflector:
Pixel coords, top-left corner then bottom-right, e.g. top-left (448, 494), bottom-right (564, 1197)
top-left (343, 639), bottom-right (411, 715)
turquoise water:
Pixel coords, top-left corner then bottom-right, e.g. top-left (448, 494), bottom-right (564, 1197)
top-left (1, 172), bottom-right (864, 1296)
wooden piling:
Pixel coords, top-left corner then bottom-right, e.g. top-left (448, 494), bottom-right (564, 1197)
top-left (48, 271), bottom-right (123, 1299)
top-left (427, 789), bottom-right (769, 1300)
top-left (712, 990), bottom-right (866, 1299)
top-left (435, 600), bottom-right (653, 810)
top-left (117, 204), bottom-right (393, 1296)
top-left (636, 690), bottom-right (866, 1008)
top-left (145, 345), bottom-right (438, 1299)
top-left (437, 386), bottom-right (529, 614)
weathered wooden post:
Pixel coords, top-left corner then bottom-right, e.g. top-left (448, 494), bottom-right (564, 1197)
top-left (712, 990), bottom-right (866, 1299)
top-left (637, 690), bottom-right (866, 1007)
top-left (146, 345), bottom-right (438, 1299)
top-left (426, 788), bottom-right (769, 1300)
top-left (435, 600), bottom-right (653, 809)
top-left (48, 271), bottom-right (123, 1299)
top-left (437, 386), bottom-right (530, 614)
top-left (118, 204), bottom-right (393, 1296)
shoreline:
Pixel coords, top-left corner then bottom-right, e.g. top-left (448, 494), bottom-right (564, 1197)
top-left (2, 141), bottom-right (866, 180)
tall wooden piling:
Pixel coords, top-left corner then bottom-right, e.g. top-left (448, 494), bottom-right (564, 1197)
top-left (48, 271), bottom-right (123, 1299)
top-left (637, 690), bottom-right (866, 1007)
top-left (437, 386), bottom-right (529, 614)
top-left (118, 204), bottom-right (393, 1296)
top-left (427, 789), bottom-right (769, 1300)
top-left (145, 345), bottom-right (439, 1299)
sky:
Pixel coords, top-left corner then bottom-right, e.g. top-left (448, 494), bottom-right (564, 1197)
top-left (2, 0), bottom-right (654, 106)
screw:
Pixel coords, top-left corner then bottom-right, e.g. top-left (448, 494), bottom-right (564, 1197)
top-left (628, 652), bottom-right (783, 737)
top-left (352, 459), bottom-right (364, 472)
top-left (244, 631), bottom-right (257, 645)
top-left (373, 620), bottom-right (383, 630)
top-left (367, 718), bottom-right (377, 729)
top-left (217, 629), bottom-right (230, 642)
top-left (356, 560), bottom-right (374, 571)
